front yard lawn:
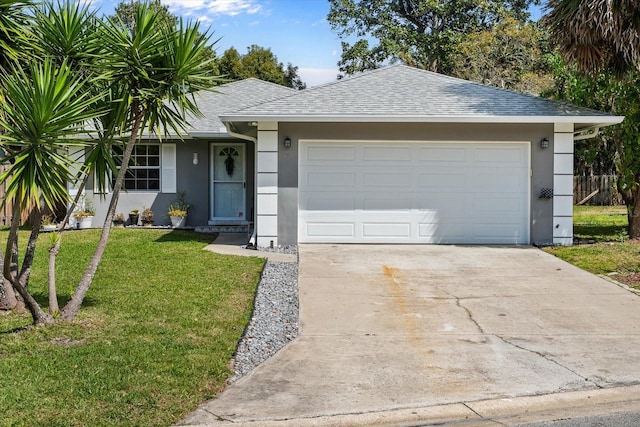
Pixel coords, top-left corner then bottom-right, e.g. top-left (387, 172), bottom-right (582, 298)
top-left (572, 205), bottom-right (628, 242)
top-left (544, 205), bottom-right (640, 289)
top-left (0, 228), bottom-right (264, 426)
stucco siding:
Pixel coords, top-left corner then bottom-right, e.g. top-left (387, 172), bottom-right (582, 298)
top-left (87, 138), bottom-right (253, 227)
top-left (277, 122), bottom-right (556, 245)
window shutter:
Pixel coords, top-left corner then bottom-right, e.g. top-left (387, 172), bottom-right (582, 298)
top-left (161, 144), bottom-right (177, 193)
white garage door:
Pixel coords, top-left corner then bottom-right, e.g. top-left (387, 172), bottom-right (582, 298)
top-left (298, 141), bottom-right (530, 244)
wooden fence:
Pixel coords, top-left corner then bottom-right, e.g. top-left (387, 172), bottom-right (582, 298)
top-left (574, 175), bottom-right (623, 206)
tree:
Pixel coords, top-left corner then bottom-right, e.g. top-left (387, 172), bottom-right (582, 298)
top-left (60, 3), bottom-right (220, 322)
top-left (0, 1), bottom-right (220, 325)
top-left (113, 0), bottom-right (176, 31)
top-left (31, 1), bottom-right (121, 317)
top-left (218, 45), bottom-right (306, 89)
top-left (543, 0), bottom-right (640, 238)
top-left (543, 0), bottom-right (640, 74)
top-left (284, 63), bottom-right (306, 90)
top-left (452, 17), bottom-right (554, 95)
top-left (327, 0), bottom-right (539, 76)
top-left (0, 0), bottom-right (31, 68)
top-left (0, 0), bottom-right (32, 311)
top-left (113, 0), bottom-right (220, 76)
top-left (218, 47), bottom-right (246, 79)
top-left (0, 59), bottom-right (104, 324)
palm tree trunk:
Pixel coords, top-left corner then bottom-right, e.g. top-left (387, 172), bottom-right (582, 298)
top-left (0, 278), bottom-right (18, 310)
top-left (11, 278), bottom-right (53, 325)
top-left (61, 109), bottom-right (144, 322)
top-left (3, 200), bottom-right (21, 284)
top-left (47, 179), bottom-right (88, 316)
top-left (3, 203), bottom-right (52, 324)
top-left (18, 209), bottom-right (42, 285)
top-left (47, 246), bottom-right (59, 315)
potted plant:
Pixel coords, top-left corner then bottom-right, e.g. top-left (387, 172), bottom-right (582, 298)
top-left (41, 214), bottom-right (57, 232)
top-left (168, 191), bottom-right (190, 228)
top-left (141, 207), bottom-right (154, 226)
top-left (73, 207), bottom-right (95, 229)
top-left (112, 213), bottom-right (126, 227)
top-left (129, 209), bottom-right (139, 226)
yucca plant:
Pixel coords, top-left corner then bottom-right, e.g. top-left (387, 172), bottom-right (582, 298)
top-left (0, 58), bottom-right (104, 324)
top-left (0, 0), bottom-right (32, 68)
top-left (0, 1), bottom-right (220, 326)
top-left (61, 2), bottom-right (221, 322)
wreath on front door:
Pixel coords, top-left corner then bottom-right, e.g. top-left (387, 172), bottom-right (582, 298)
top-left (220, 147), bottom-right (239, 177)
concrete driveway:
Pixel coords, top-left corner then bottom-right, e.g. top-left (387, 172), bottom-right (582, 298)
top-left (181, 245), bottom-right (640, 426)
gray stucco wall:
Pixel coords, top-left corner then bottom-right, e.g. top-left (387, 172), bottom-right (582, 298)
top-left (277, 122), bottom-right (556, 245)
top-left (87, 138), bottom-right (254, 227)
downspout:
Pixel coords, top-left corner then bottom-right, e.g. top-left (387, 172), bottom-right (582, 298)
top-left (224, 122), bottom-right (258, 249)
top-left (574, 127), bottom-right (600, 141)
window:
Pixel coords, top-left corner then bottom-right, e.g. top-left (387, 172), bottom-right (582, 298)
top-left (113, 144), bottom-right (161, 191)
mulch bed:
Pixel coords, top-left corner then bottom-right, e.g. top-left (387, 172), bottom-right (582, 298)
top-left (612, 272), bottom-right (640, 287)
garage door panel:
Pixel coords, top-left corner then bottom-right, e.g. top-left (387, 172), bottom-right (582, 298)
top-left (474, 171), bottom-right (526, 191)
top-left (304, 171), bottom-right (356, 188)
top-left (305, 145), bottom-right (356, 162)
top-left (298, 141), bottom-right (529, 244)
top-left (417, 195), bottom-right (467, 215)
top-left (473, 196), bottom-right (524, 214)
top-left (473, 223), bottom-right (525, 240)
top-left (363, 196), bottom-right (412, 211)
top-left (363, 172), bottom-right (411, 187)
top-left (418, 222), bottom-right (466, 240)
top-left (305, 222), bottom-right (355, 238)
top-left (417, 171), bottom-right (467, 188)
top-left (302, 193), bottom-right (356, 211)
top-left (474, 146), bottom-right (525, 163)
top-left (363, 146), bottom-right (411, 161)
top-left (417, 146), bottom-right (467, 162)
top-left (362, 222), bottom-right (411, 238)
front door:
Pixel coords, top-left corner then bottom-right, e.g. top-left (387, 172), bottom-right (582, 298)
top-left (211, 143), bottom-right (246, 221)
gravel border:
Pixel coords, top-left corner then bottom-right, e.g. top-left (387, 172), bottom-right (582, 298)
top-left (229, 259), bottom-right (299, 382)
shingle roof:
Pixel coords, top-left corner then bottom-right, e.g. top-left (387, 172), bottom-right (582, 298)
top-left (187, 78), bottom-right (295, 134)
top-left (221, 65), bottom-right (622, 128)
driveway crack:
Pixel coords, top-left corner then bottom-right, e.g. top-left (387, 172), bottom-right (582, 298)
top-left (437, 287), bottom-right (485, 334)
top-left (456, 297), bottom-right (485, 334)
top-left (495, 335), bottom-right (602, 389)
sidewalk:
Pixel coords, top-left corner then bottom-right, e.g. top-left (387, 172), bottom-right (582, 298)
top-left (181, 384), bottom-right (640, 426)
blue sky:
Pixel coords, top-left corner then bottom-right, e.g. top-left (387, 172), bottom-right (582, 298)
top-left (90, 0), bottom-right (545, 88)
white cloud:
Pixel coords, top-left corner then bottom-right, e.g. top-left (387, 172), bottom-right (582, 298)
top-left (164, 0), bottom-right (263, 16)
top-left (164, 0), bottom-right (206, 8)
top-left (298, 67), bottom-right (339, 88)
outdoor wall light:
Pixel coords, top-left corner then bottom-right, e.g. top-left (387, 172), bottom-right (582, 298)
top-left (192, 152), bottom-right (199, 165)
top-left (540, 138), bottom-right (550, 149)
top-left (284, 137), bottom-right (292, 148)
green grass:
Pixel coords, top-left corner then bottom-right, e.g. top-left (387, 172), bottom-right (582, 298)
top-left (573, 205), bottom-right (628, 242)
top-left (545, 205), bottom-right (640, 276)
top-left (0, 229), bottom-right (265, 426)
top-left (544, 240), bottom-right (640, 275)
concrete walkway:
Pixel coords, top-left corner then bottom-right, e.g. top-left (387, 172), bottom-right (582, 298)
top-left (181, 245), bottom-right (640, 426)
top-left (203, 233), bottom-right (297, 263)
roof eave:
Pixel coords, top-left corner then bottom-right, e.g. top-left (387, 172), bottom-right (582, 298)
top-left (220, 114), bottom-right (624, 127)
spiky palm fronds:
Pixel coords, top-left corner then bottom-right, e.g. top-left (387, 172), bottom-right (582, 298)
top-left (544, 0), bottom-right (640, 73)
